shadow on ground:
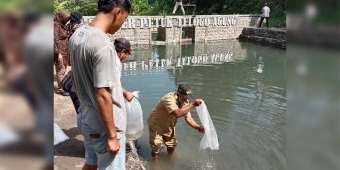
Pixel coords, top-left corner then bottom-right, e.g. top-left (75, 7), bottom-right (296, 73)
top-left (54, 127), bottom-right (85, 158)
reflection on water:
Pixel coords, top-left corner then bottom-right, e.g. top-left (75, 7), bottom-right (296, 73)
top-left (287, 46), bottom-right (340, 170)
top-left (122, 40), bottom-right (286, 170)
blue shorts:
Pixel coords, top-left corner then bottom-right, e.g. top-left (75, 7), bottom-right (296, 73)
top-left (78, 115), bottom-right (126, 170)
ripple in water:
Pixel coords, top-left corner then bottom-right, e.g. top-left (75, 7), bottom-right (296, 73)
top-left (193, 150), bottom-right (218, 170)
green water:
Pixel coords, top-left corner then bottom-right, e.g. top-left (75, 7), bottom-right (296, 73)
top-left (122, 40), bottom-right (286, 170)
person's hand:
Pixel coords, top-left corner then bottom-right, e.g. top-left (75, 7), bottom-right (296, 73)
top-left (196, 125), bottom-right (204, 133)
top-left (107, 138), bottom-right (120, 156)
top-left (124, 91), bottom-right (134, 102)
top-left (58, 53), bottom-right (63, 60)
top-left (57, 53), bottom-right (64, 65)
top-left (192, 99), bottom-right (203, 106)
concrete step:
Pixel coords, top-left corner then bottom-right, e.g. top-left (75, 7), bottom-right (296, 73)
top-left (239, 34), bottom-right (286, 49)
top-left (241, 27), bottom-right (286, 40)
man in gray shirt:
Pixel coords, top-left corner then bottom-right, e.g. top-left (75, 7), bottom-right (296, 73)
top-left (68, 0), bottom-right (132, 169)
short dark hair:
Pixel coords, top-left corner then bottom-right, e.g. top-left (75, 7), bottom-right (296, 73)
top-left (178, 84), bottom-right (192, 95)
top-left (70, 11), bottom-right (83, 24)
top-left (98, 0), bottom-right (132, 13)
top-left (114, 38), bottom-right (131, 54)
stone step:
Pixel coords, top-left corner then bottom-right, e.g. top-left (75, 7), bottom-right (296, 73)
top-left (239, 34), bottom-right (286, 49)
top-left (241, 27), bottom-right (286, 40)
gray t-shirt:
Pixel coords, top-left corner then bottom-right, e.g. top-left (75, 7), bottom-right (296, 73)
top-left (69, 24), bottom-right (125, 138)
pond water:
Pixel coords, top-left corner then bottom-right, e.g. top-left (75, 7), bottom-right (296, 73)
top-left (122, 40), bottom-right (286, 170)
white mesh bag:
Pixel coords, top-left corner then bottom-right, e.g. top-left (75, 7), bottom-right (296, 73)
top-left (54, 123), bottom-right (69, 145)
top-left (125, 91), bottom-right (144, 140)
top-left (196, 101), bottom-right (219, 150)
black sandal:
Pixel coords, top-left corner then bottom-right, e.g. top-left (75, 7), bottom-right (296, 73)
top-left (56, 89), bottom-right (70, 96)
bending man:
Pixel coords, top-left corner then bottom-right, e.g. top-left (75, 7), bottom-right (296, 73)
top-left (148, 84), bottom-right (204, 157)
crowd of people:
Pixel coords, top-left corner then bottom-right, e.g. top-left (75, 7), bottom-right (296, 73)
top-left (54, 0), bottom-right (205, 169)
top-left (0, 0), bottom-right (274, 169)
top-left (53, 1), bottom-right (272, 169)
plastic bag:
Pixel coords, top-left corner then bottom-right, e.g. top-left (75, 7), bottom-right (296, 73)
top-left (54, 123), bottom-right (69, 145)
top-left (125, 91), bottom-right (144, 140)
top-left (196, 101), bottom-right (219, 150)
top-left (0, 124), bottom-right (19, 147)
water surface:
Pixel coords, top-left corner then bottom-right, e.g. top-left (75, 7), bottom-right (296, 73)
top-left (122, 40), bottom-right (286, 170)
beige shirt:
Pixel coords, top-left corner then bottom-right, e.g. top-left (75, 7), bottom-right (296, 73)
top-left (148, 92), bottom-right (192, 137)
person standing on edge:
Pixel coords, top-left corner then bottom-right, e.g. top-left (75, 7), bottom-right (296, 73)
top-left (54, 11), bottom-right (70, 96)
top-left (148, 84), bottom-right (204, 158)
top-left (68, 0), bottom-right (132, 170)
top-left (258, 2), bottom-right (270, 28)
top-left (172, 0), bottom-right (185, 15)
top-left (67, 11), bottom-right (83, 35)
top-left (61, 11), bottom-right (83, 114)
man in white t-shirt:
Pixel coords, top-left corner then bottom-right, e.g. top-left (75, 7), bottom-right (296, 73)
top-left (258, 2), bottom-right (270, 28)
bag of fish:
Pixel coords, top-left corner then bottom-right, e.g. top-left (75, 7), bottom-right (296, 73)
top-left (196, 101), bottom-right (219, 150)
top-left (125, 91), bottom-right (144, 140)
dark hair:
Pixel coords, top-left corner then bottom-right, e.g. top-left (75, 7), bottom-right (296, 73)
top-left (114, 38), bottom-right (131, 53)
top-left (70, 11), bottom-right (83, 24)
top-left (23, 12), bottom-right (41, 25)
top-left (98, 0), bottom-right (132, 13)
top-left (177, 84), bottom-right (192, 95)
top-left (114, 40), bottom-right (124, 52)
top-left (22, 12), bottom-right (41, 32)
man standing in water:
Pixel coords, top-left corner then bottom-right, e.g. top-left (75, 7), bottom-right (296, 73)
top-left (148, 84), bottom-right (204, 158)
top-left (68, 0), bottom-right (132, 169)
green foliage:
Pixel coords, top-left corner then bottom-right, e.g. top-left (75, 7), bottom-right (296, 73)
top-left (131, 0), bottom-right (150, 15)
top-left (54, 0), bottom-right (97, 15)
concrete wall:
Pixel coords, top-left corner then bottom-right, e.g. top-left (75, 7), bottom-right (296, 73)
top-left (193, 15), bottom-right (261, 42)
top-left (109, 28), bottom-right (151, 45)
top-left (83, 15), bottom-right (261, 44)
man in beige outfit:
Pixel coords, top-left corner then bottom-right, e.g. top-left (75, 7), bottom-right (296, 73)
top-left (148, 84), bottom-right (204, 157)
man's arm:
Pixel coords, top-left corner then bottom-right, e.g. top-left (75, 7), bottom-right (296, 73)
top-left (95, 87), bottom-right (120, 155)
top-left (171, 99), bottom-right (202, 118)
top-left (185, 116), bottom-right (204, 133)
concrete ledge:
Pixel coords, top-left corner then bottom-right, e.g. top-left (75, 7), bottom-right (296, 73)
top-left (239, 34), bottom-right (286, 49)
top-left (239, 28), bottom-right (286, 49)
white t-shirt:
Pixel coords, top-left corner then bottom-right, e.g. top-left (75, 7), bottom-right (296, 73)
top-left (262, 6), bottom-right (270, 17)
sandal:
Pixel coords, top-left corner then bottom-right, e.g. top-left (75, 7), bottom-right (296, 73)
top-left (56, 89), bottom-right (70, 96)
